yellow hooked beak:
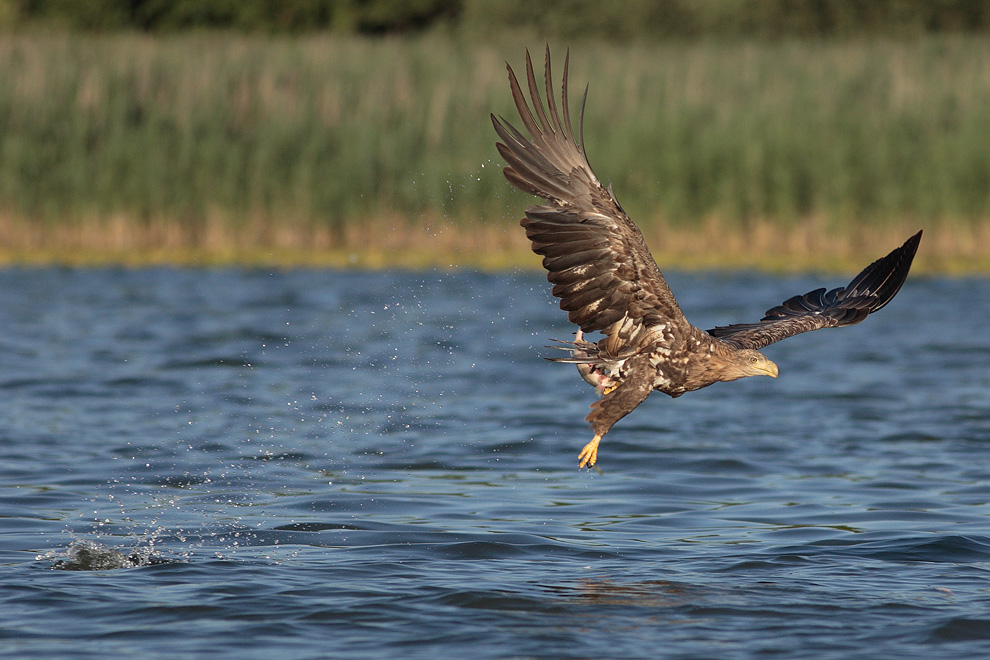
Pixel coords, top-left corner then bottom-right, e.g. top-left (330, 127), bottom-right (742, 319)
top-left (761, 360), bottom-right (779, 378)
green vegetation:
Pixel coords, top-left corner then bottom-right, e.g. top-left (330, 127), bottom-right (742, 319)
top-left (6, 0), bottom-right (990, 38)
top-left (0, 31), bottom-right (989, 269)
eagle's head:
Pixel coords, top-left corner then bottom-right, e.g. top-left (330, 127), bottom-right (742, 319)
top-left (724, 348), bottom-right (779, 381)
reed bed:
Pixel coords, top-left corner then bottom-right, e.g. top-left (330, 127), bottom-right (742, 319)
top-left (0, 32), bottom-right (988, 270)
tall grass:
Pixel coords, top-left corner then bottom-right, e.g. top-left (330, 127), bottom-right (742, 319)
top-left (0, 32), bottom-right (988, 268)
top-left (0, 34), bottom-right (508, 226)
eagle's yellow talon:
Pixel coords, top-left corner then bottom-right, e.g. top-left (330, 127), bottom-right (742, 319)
top-left (577, 434), bottom-right (602, 469)
top-left (602, 383), bottom-right (618, 396)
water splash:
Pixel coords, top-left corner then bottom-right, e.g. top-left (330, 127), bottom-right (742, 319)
top-left (39, 540), bottom-right (177, 571)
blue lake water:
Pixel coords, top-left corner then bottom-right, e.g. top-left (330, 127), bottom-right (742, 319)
top-left (2, 267), bottom-right (990, 659)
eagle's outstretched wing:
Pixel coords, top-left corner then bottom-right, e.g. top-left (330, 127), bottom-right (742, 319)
top-left (491, 47), bottom-right (689, 356)
top-left (709, 230), bottom-right (922, 350)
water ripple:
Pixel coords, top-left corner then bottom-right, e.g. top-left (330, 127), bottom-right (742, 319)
top-left (1, 269), bottom-right (988, 660)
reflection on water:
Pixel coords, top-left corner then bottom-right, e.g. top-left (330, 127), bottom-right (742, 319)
top-left (2, 268), bottom-right (990, 659)
top-left (545, 578), bottom-right (709, 608)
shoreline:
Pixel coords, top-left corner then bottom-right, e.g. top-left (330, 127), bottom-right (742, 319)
top-left (0, 213), bottom-right (982, 274)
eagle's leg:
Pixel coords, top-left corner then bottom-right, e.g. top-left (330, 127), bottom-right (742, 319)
top-left (580, 359), bottom-right (653, 469)
top-left (577, 433), bottom-right (602, 469)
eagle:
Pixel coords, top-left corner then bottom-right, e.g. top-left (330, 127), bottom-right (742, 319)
top-left (491, 47), bottom-right (922, 469)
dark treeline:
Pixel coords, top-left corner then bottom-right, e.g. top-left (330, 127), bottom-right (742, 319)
top-left (8, 0), bottom-right (990, 38)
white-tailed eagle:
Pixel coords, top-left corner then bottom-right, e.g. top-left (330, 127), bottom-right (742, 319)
top-left (492, 48), bottom-right (921, 468)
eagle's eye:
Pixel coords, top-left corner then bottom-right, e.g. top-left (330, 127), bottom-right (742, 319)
top-left (748, 356), bottom-right (758, 363)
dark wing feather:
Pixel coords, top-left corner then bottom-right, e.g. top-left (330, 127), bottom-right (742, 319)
top-left (492, 47), bottom-right (689, 356)
top-left (709, 231), bottom-right (922, 349)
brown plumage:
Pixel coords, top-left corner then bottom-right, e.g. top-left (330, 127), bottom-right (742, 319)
top-left (491, 47), bottom-right (922, 469)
